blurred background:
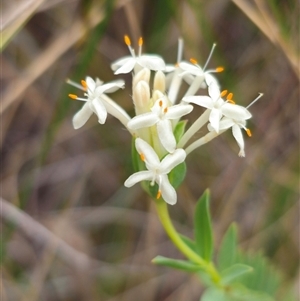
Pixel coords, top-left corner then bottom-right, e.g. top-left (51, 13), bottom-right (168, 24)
top-left (1, 0), bottom-right (299, 300)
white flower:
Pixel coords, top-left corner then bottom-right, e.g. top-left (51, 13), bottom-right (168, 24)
top-left (127, 96), bottom-right (193, 153)
top-left (183, 85), bottom-right (251, 133)
top-left (68, 77), bottom-right (125, 129)
top-left (111, 36), bottom-right (165, 74)
top-left (216, 116), bottom-right (252, 157)
top-left (124, 138), bottom-right (186, 205)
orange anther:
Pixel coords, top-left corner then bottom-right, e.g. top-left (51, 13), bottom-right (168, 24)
top-left (246, 128), bottom-right (252, 137)
top-left (220, 90), bottom-right (228, 97)
top-left (156, 190), bottom-right (161, 199)
top-left (140, 153), bottom-right (145, 161)
top-left (227, 92), bottom-right (233, 100)
top-left (227, 99), bottom-right (235, 104)
top-left (190, 58), bottom-right (198, 65)
top-left (216, 66), bottom-right (224, 72)
top-left (124, 35), bottom-right (131, 46)
top-left (159, 100), bottom-right (163, 107)
top-left (138, 37), bottom-right (143, 46)
top-left (175, 62), bottom-right (179, 67)
top-left (81, 80), bottom-right (87, 90)
top-left (164, 107), bottom-right (168, 113)
top-left (68, 94), bottom-right (78, 100)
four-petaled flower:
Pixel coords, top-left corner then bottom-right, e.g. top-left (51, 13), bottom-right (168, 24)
top-left (69, 77), bottom-right (124, 129)
top-left (111, 36), bottom-right (165, 74)
top-left (183, 84), bottom-right (251, 133)
top-left (124, 138), bottom-right (186, 205)
top-left (127, 96), bottom-right (193, 153)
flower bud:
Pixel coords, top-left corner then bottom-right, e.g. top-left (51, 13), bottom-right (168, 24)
top-left (133, 80), bottom-right (151, 115)
top-left (153, 70), bottom-right (166, 92)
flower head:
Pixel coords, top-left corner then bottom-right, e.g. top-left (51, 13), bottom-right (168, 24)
top-left (111, 36), bottom-right (165, 74)
top-left (68, 77), bottom-right (125, 129)
top-left (127, 95), bottom-right (193, 153)
top-left (124, 138), bottom-right (186, 205)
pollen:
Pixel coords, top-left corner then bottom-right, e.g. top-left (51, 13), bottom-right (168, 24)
top-left (159, 100), bottom-right (163, 107)
top-left (124, 35), bottom-right (131, 46)
top-left (81, 80), bottom-right (87, 90)
top-left (227, 92), bottom-right (233, 100)
top-left (164, 107), bottom-right (168, 113)
top-left (156, 190), bottom-right (161, 199)
top-left (140, 153), bottom-right (145, 161)
top-left (216, 66), bottom-right (224, 72)
top-left (68, 94), bottom-right (78, 100)
top-left (246, 128), bottom-right (252, 137)
top-left (138, 37), bottom-right (143, 46)
top-left (190, 58), bottom-right (198, 65)
top-left (220, 90), bottom-right (228, 97)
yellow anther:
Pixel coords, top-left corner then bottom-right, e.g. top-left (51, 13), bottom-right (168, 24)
top-left (140, 153), bottom-right (145, 161)
top-left (220, 90), bottom-right (228, 97)
top-left (216, 66), bottom-right (224, 72)
top-left (138, 37), bottom-right (143, 46)
top-left (227, 92), bottom-right (233, 100)
top-left (159, 100), bottom-right (163, 107)
top-left (68, 94), bottom-right (78, 100)
top-left (190, 58), bottom-right (198, 65)
top-left (175, 62), bottom-right (180, 67)
top-left (227, 99), bottom-right (235, 104)
top-left (246, 128), bottom-right (252, 137)
top-left (156, 190), bottom-right (161, 199)
top-left (81, 80), bottom-right (87, 90)
top-left (124, 35), bottom-right (131, 46)
top-left (164, 107), bottom-right (168, 113)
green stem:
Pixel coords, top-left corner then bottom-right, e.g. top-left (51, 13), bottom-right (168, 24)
top-left (154, 198), bottom-right (221, 284)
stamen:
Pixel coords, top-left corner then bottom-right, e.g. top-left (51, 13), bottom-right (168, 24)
top-left (156, 190), bottom-right (161, 199)
top-left (81, 80), bottom-right (87, 90)
top-left (246, 128), bottom-right (252, 137)
top-left (190, 58), bottom-right (198, 65)
top-left (159, 100), bottom-right (163, 107)
top-left (220, 90), bottom-right (228, 97)
top-left (177, 38), bottom-right (184, 64)
top-left (215, 66), bottom-right (224, 72)
top-left (140, 153), bottom-right (145, 161)
top-left (164, 107), bottom-right (168, 113)
top-left (138, 37), bottom-right (143, 46)
top-left (203, 43), bottom-right (216, 70)
top-left (247, 93), bottom-right (264, 109)
top-left (227, 99), bottom-right (235, 104)
top-left (175, 62), bottom-right (179, 68)
top-left (227, 92), bottom-right (233, 100)
top-left (124, 35), bottom-right (131, 46)
top-left (68, 94), bottom-right (78, 100)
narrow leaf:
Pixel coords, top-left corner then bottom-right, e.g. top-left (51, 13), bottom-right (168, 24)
top-left (174, 120), bottom-right (187, 143)
top-left (152, 256), bottom-right (203, 272)
top-left (179, 234), bottom-right (197, 252)
top-left (218, 223), bottom-right (238, 271)
top-left (221, 264), bottom-right (253, 285)
top-left (168, 161), bottom-right (186, 188)
top-left (194, 189), bottom-right (213, 261)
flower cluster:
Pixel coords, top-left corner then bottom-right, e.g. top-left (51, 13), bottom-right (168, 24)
top-left (68, 36), bottom-right (262, 205)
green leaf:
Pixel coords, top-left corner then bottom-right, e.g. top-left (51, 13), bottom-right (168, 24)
top-left (168, 161), bottom-right (186, 189)
top-left (218, 223), bottom-right (238, 271)
top-left (174, 120), bottom-right (187, 143)
top-left (179, 234), bottom-right (197, 252)
top-left (194, 189), bottom-right (213, 261)
top-left (221, 264), bottom-right (253, 285)
top-left (201, 288), bottom-right (229, 301)
top-left (152, 256), bottom-right (203, 272)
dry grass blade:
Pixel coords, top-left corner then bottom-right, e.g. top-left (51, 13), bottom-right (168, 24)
top-left (231, 0), bottom-right (300, 79)
top-left (1, 0), bottom-right (45, 50)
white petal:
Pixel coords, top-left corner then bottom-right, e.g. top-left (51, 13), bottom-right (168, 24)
top-left (205, 73), bottom-right (219, 87)
top-left (232, 124), bottom-right (244, 155)
top-left (179, 62), bottom-right (202, 76)
top-left (124, 170), bottom-right (154, 187)
top-left (222, 104), bottom-right (252, 120)
top-left (111, 56), bottom-right (132, 71)
top-left (85, 77), bottom-right (96, 91)
top-left (92, 98), bottom-right (107, 124)
top-left (127, 113), bottom-right (159, 130)
top-left (159, 149), bottom-right (186, 174)
top-left (209, 108), bottom-right (222, 132)
top-left (165, 104), bottom-right (193, 119)
top-left (72, 102), bottom-right (93, 129)
top-left (219, 118), bottom-right (235, 130)
top-left (96, 80), bottom-right (125, 94)
top-left (157, 120), bottom-right (176, 153)
top-left (138, 55), bottom-right (165, 71)
top-left (183, 96), bottom-right (213, 109)
top-left (159, 175), bottom-right (177, 205)
top-left (114, 58), bottom-right (136, 74)
top-left (135, 138), bottom-right (160, 166)
top-left (208, 84), bottom-right (221, 101)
